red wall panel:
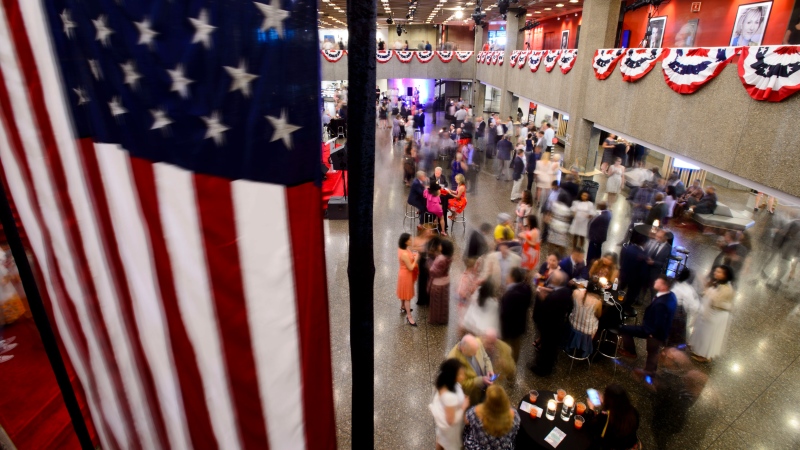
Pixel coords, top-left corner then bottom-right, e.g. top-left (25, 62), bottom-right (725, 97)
top-left (621, 0), bottom-right (796, 47)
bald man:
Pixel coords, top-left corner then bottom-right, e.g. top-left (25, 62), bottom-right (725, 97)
top-left (480, 329), bottom-right (516, 382)
top-left (447, 334), bottom-right (494, 404)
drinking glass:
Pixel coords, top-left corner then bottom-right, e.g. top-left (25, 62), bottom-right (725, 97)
top-left (546, 400), bottom-right (556, 420)
top-left (561, 395), bottom-right (574, 421)
top-left (618, 290), bottom-right (626, 302)
top-left (574, 415), bottom-right (585, 429)
top-left (576, 402), bottom-right (586, 415)
top-left (556, 389), bottom-right (566, 402)
top-left (529, 390), bottom-right (539, 403)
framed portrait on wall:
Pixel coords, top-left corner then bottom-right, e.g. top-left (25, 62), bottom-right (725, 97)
top-left (730, 1), bottom-right (772, 46)
top-left (647, 16), bottom-right (667, 48)
top-left (560, 30), bottom-right (569, 49)
top-left (674, 19), bottom-right (699, 46)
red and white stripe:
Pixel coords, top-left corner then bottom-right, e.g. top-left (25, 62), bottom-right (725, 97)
top-left (0, 1), bottom-right (336, 449)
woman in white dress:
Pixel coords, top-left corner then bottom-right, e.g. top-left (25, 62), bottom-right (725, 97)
top-left (604, 157), bottom-right (625, 206)
top-left (429, 359), bottom-right (469, 450)
top-left (668, 268), bottom-right (701, 346)
top-left (569, 190), bottom-right (596, 249)
top-left (462, 282), bottom-right (500, 337)
top-left (689, 265), bottom-right (735, 362)
top-left (534, 154), bottom-right (561, 206)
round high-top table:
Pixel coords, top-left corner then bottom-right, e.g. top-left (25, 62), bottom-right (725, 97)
top-left (515, 390), bottom-right (592, 450)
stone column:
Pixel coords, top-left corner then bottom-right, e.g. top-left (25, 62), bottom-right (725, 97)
top-left (563, 0), bottom-right (622, 166)
top-left (472, 27), bottom-right (485, 117)
top-left (497, 11), bottom-right (521, 120)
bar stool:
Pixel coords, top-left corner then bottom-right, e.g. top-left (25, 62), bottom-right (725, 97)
top-left (422, 213), bottom-right (440, 235)
top-left (623, 309), bottom-right (640, 326)
top-left (666, 253), bottom-right (685, 277)
top-left (404, 203), bottom-right (419, 230)
top-left (592, 328), bottom-right (621, 376)
top-left (563, 332), bottom-right (592, 375)
top-left (449, 207), bottom-right (467, 234)
top-left (675, 246), bottom-right (690, 270)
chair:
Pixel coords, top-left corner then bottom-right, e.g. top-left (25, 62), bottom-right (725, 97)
top-left (404, 203), bottom-right (419, 231)
top-left (337, 126), bottom-right (345, 139)
top-left (592, 328), bottom-right (621, 376)
top-left (449, 207), bottom-right (467, 234)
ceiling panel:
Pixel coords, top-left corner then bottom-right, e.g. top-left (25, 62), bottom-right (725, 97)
top-left (317, 0), bottom-right (583, 30)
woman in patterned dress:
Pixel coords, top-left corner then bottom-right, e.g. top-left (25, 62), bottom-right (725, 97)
top-left (519, 215), bottom-right (541, 273)
top-left (462, 385), bottom-right (520, 450)
top-left (428, 239), bottom-right (454, 325)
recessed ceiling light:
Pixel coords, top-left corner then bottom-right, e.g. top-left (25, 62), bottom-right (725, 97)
top-left (544, 7), bottom-right (551, 11)
top-left (570, 0), bottom-right (579, 3)
top-left (526, 13), bottom-right (532, 16)
top-left (556, 3), bottom-right (564, 6)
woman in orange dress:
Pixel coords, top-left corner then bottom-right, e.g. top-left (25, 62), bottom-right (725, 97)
top-left (447, 174), bottom-right (468, 220)
top-left (397, 233), bottom-right (420, 326)
top-left (519, 215), bottom-right (541, 272)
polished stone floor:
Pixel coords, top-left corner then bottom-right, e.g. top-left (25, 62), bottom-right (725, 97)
top-left (325, 114), bottom-right (800, 449)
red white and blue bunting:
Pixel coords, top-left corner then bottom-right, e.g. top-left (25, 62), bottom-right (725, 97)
top-left (395, 50), bottom-right (414, 63)
top-left (498, 51), bottom-right (504, 66)
top-left (529, 51), bottom-right (545, 72)
top-left (455, 51), bottom-right (473, 63)
top-left (592, 49), bottom-right (625, 80)
top-left (376, 50), bottom-right (393, 63)
top-left (662, 47), bottom-right (739, 94)
top-left (620, 48), bottom-right (665, 82)
top-left (559, 50), bottom-right (578, 74)
top-left (544, 50), bottom-right (561, 72)
top-left (321, 49), bottom-right (346, 62)
top-left (518, 51), bottom-right (528, 69)
top-left (510, 50), bottom-right (520, 67)
top-left (491, 52), bottom-right (499, 65)
top-left (738, 46), bottom-right (800, 102)
top-left (416, 50), bottom-right (435, 63)
top-left (437, 51), bottom-right (454, 63)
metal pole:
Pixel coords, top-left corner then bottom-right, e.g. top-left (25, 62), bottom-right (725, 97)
top-left (346, 0), bottom-right (376, 446)
top-left (0, 181), bottom-right (94, 449)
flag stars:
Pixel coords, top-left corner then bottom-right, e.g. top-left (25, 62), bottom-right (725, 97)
top-left (202, 111), bottom-right (230, 146)
top-left (224, 60), bottom-right (258, 97)
top-left (134, 18), bottom-right (159, 50)
top-left (93, 15), bottom-right (114, 47)
top-left (150, 109), bottom-right (172, 131)
top-left (73, 87), bottom-right (89, 105)
top-left (167, 64), bottom-right (194, 99)
top-left (189, 9), bottom-right (216, 49)
top-left (120, 60), bottom-right (141, 90)
top-left (60, 9), bottom-right (76, 39)
top-left (88, 59), bottom-right (103, 80)
top-left (109, 96), bottom-right (127, 117)
top-left (265, 110), bottom-right (301, 150)
top-left (254, 0), bottom-right (290, 38)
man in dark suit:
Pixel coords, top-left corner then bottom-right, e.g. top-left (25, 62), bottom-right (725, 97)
top-left (645, 193), bottom-right (669, 226)
top-left (525, 149), bottom-right (537, 192)
top-left (407, 171), bottom-right (428, 225)
top-left (414, 109), bottom-right (425, 132)
top-left (475, 117), bottom-right (486, 151)
top-left (587, 202), bottom-right (611, 267)
top-left (560, 174), bottom-right (580, 207)
top-left (500, 268), bottom-right (533, 362)
top-left (619, 233), bottom-right (649, 312)
top-left (495, 136), bottom-right (513, 181)
top-left (690, 186), bottom-right (717, 215)
top-left (645, 230), bottom-right (673, 286)
top-left (558, 248), bottom-right (587, 282)
top-left (619, 275), bottom-right (677, 373)
top-left (531, 271), bottom-right (573, 376)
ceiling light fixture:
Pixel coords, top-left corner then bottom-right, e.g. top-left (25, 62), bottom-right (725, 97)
top-left (556, 3), bottom-right (564, 7)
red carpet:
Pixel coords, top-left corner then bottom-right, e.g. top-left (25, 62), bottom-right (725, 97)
top-left (322, 142), bottom-right (346, 208)
top-left (0, 317), bottom-right (97, 448)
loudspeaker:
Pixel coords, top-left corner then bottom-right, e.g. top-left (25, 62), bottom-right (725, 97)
top-left (327, 196), bottom-right (348, 220)
top-left (407, 87), bottom-right (413, 97)
top-left (330, 146), bottom-right (348, 171)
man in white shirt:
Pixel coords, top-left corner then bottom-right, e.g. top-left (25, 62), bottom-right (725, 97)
top-left (543, 122), bottom-right (555, 153)
top-left (454, 106), bottom-right (468, 129)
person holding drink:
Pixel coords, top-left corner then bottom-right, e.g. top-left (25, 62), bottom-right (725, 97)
top-left (397, 233), bottom-right (419, 326)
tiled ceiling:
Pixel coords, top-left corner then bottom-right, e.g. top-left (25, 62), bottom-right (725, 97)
top-left (318, 0), bottom-right (583, 29)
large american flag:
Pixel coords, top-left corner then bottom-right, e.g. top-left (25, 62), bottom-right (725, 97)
top-left (0, 0), bottom-right (335, 449)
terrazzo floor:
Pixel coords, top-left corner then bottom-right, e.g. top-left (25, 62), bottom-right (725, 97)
top-left (325, 112), bottom-right (800, 449)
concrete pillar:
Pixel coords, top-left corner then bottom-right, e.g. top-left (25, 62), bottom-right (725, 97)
top-left (563, 0), bottom-right (622, 165)
top-left (497, 11), bottom-right (521, 121)
top-left (473, 82), bottom-right (486, 119)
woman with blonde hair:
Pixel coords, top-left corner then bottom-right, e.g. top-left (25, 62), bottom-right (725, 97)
top-left (462, 385), bottom-right (520, 449)
top-left (730, 6), bottom-right (766, 46)
top-left (588, 253), bottom-right (618, 286)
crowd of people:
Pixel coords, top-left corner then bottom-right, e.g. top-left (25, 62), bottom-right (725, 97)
top-left (377, 100), bottom-right (800, 449)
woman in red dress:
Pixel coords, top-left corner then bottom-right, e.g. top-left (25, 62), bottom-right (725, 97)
top-left (397, 233), bottom-right (419, 326)
top-left (447, 174), bottom-right (467, 220)
top-left (519, 215), bottom-right (541, 272)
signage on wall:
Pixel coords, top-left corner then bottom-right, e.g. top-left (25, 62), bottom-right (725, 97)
top-left (691, 2), bottom-right (701, 13)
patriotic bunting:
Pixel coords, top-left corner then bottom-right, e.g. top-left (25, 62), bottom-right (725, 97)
top-left (510, 50), bottom-right (519, 67)
top-left (376, 50), bottom-right (393, 63)
top-left (321, 49), bottom-right (346, 62)
top-left (518, 51), bottom-right (528, 69)
top-left (455, 51), bottom-right (473, 62)
top-left (662, 47), bottom-right (739, 94)
top-left (620, 48), bottom-right (665, 82)
top-left (592, 49), bottom-right (625, 80)
top-left (738, 46), bottom-right (800, 102)
top-left (437, 51), bottom-right (454, 62)
top-left (559, 50), bottom-right (578, 74)
top-left (395, 50), bottom-right (414, 63)
top-left (416, 50), bottom-right (434, 63)
top-left (498, 51), bottom-right (504, 66)
top-left (491, 52), bottom-right (499, 65)
top-left (478, 51), bottom-right (486, 63)
top-left (544, 50), bottom-right (561, 72)
top-left (529, 51), bottom-right (545, 72)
